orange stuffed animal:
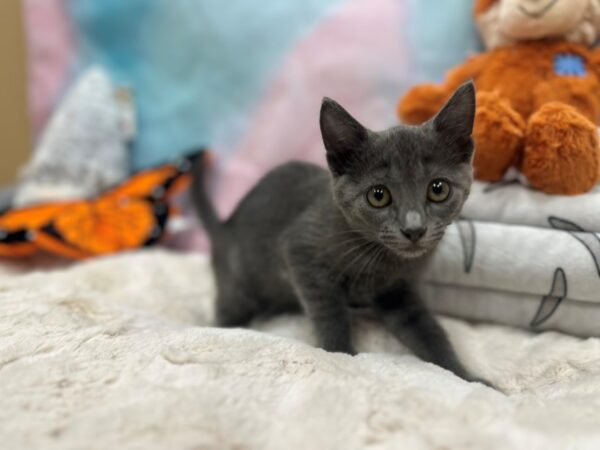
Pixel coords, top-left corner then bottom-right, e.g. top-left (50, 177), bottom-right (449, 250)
top-left (399, 0), bottom-right (600, 195)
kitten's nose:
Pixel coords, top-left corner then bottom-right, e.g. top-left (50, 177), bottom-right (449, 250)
top-left (401, 227), bottom-right (426, 243)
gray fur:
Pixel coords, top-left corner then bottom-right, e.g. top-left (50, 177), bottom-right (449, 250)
top-left (193, 82), bottom-right (489, 384)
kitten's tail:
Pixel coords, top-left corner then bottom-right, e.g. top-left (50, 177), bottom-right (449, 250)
top-left (191, 152), bottom-right (222, 239)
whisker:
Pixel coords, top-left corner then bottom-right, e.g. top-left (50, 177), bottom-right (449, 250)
top-left (321, 235), bottom-right (371, 254)
top-left (334, 241), bottom-right (378, 282)
top-left (351, 244), bottom-right (386, 291)
top-left (349, 243), bottom-right (380, 288)
top-left (324, 229), bottom-right (372, 239)
top-left (330, 238), bottom-right (373, 262)
top-left (368, 247), bottom-right (388, 286)
top-left (329, 239), bottom-right (375, 273)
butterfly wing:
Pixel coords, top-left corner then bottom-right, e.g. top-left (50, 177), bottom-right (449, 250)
top-left (0, 229), bottom-right (36, 257)
top-left (12, 151), bottom-right (203, 259)
top-left (0, 203), bottom-right (73, 257)
top-left (107, 151), bottom-right (200, 201)
top-left (108, 166), bottom-right (178, 200)
top-left (35, 198), bottom-right (170, 259)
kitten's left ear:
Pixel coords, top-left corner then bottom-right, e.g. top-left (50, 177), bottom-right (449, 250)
top-left (432, 81), bottom-right (476, 155)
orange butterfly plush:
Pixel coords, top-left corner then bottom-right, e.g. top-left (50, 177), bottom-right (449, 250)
top-left (0, 152), bottom-right (201, 260)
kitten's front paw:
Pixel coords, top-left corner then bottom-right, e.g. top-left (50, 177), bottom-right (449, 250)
top-left (468, 376), bottom-right (499, 391)
top-left (320, 341), bottom-right (357, 356)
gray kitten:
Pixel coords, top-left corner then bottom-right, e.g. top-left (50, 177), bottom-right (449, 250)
top-left (194, 81), bottom-right (487, 383)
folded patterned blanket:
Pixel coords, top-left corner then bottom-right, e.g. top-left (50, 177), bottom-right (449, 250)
top-left (463, 181), bottom-right (600, 231)
top-left (423, 180), bottom-right (600, 337)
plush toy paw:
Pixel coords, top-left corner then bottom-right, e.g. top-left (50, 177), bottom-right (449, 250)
top-left (523, 102), bottom-right (599, 195)
top-left (532, 77), bottom-right (600, 124)
top-left (472, 92), bottom-right (526, 181)
top-left (398, 84), bottom-right (450, 125)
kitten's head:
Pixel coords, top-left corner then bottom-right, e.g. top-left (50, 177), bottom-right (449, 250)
top-left (320, 82), bottom-right (476, 259)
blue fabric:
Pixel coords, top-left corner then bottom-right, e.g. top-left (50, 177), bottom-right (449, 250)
top-left (406, 0), bottom-right (481, 83)
top-left (67, 0), bottom-right (345, 170)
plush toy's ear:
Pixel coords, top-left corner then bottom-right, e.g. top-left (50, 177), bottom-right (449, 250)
top-left (320, 97), bottom-right (368, 176)
top-left (474, 0), bottom-right (500, 16)
top-left (433, 81), bottom-right (476, 144)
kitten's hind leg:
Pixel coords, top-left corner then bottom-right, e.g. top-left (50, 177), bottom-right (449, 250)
top-left (214, 289), bottom-right (260, 327)
top-left (374, 282), bottom-right (492, 386)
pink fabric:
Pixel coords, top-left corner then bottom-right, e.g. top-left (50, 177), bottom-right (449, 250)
top-left (23, 0), bottom-right (76, 137)
top-left (180, 0), bottom-right (409, 253)
top-left (213, 0), bottom-right (409, 219)
top-left (21, 0), bottom-right (410, 254)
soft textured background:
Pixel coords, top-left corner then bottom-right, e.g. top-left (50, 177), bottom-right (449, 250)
top-left (6, 4), bottom-right (600, 447)
top-left (0, 0), bottom-right (30, 185)
top-left (23, 0), bottom-right (480, 172)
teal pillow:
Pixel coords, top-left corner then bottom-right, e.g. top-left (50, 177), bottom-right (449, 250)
top-left (406, 0), bottom-right (482, 83)
top-left (68, 0), bottom-right (344, 170)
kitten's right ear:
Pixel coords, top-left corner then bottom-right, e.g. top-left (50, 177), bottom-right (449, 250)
top-left (320, 97), bottom-right (368, 176)
top-left (432, 81), bottom-right (476, 150)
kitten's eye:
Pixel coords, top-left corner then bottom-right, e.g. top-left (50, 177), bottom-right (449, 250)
top-left (427, 179), bottom-right (451, 203)
top-left (366, 185), bottom-right (392, 208)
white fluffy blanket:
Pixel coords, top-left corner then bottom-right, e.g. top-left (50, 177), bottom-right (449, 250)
top-left (2, 250), bottom-right (600, 449)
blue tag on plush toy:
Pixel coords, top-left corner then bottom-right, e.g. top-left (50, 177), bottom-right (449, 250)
top-left (554, 54), bottom-right (587, 77)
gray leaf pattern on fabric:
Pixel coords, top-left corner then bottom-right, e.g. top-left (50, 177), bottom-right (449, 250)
top-left (530, 268), bottom-right (567, 328)
top-left (456, 219), bottom-right (476, 273)
top-left (548, 216), bottom-right (600, 277)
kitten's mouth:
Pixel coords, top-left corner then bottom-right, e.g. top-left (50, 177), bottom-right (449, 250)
top-left (399, 245), bottom-right (429, 259)
top-left (380, 240), bottom-right (430, 258)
